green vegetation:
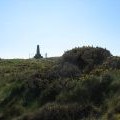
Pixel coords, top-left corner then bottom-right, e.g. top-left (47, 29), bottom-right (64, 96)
top-left (0, 46), bottom-right (120, 120)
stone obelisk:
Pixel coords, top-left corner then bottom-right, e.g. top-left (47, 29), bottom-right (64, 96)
top-left (34, 45), bottom-right (43, 59)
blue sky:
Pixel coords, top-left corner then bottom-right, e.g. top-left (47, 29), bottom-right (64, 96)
top-left (0, 0), bottom-right (120, 58)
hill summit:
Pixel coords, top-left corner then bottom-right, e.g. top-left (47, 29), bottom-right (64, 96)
top-left (0, 46), bottom-right (120, 120)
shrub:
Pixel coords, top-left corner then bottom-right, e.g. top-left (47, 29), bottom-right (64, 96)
top-left (62, 46), bottom-right (111, 72)
top-left (3, 105), bottom-right (24, 119)
top-left (21, 103), bottom-right (100, 120)
top-left (59, 62), bottom-right (81, 78)
top-left (103, 56), bottom-right (120, 69)
top-left (46, 62), bottom-right (81, 79)
top-left (0, 83), bottom-right (25, 107)
top-left (57, 74), bottom-right (113, 105)
top-left (39, 82), bottom-right (62, 105)
top-left (105, 97), bottom-right (120, 120)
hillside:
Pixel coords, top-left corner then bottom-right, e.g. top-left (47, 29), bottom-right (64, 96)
top-left (0, 47), bottom-right (120, 120)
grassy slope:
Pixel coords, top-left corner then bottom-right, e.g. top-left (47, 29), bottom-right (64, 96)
top-left (0, 59), bottom-right (57, 119)
top-left (0, 58), bottom-right (120, 120)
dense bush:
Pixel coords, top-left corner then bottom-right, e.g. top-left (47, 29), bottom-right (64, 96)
top-left (62, 46), bottom-right (111, 72)
top-left (103, 56), bottom-right (120, 69)
top-left (20, 103), bottom-right (100, 120)
top-left (46, 62), bottom-right (81, 79)
top-left (39, 81), bottom-right (62, 105)
top-left (0, 83), bottom-right (25, 107)
top-left (59, 62), bottom-right (81, 78)
top-left (3, 105), bottom-right (24, 119)
top-left (0, 50), bottom-right (120, 120)
top-left (57, 74), bottom-right (113, 105)
top-left (103, 96), bottom-right (120, 120)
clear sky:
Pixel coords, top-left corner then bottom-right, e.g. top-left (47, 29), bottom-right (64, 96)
top-left (0, 0), bottom-right (120, 58)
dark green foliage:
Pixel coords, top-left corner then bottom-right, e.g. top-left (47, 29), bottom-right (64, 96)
top-left (0, 47), bottom-right (120, 120)
top-left (62, 46), bottom-right (111, 72)
top-left (46, 62), bottom-right (81, 79)
top-left (22, 74), bottom-right (51, 106)
top-left (57, 74), bottom-right (113, 106)
top-left (39, 82), bottom-right (62, 104)
top-left (60, 62), bottom-right (81, 78)
top-left (3, 105), bottom-right (24, 119)
top-left (0, 82), bottom-right (25, 108)
top-left (103, 56), bottom-right (120, 69)
top-left (20, 103), bottom-right (100, 120)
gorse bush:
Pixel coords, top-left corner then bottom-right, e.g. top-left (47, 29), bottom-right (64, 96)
top-left (0, 47), bottom-right (120, 120)
top-left (62, 46), bottom-right (111, 72)
top-left (0, 82), bottom-right (25, 107)
top-left (46, 62), bottom-right (81, 79)
top-left (20, 103), bottom-right (100, 120)
top-left (59, 62), bottom-right (81, 78)
top-left (103, 56), bottom-right (120, 69)
top-left (57, 73), bottom-right (113, 106)
top-left (3, 105), bottom-right (24, 119)
top-left (39, 81), bottom-right (62, 104)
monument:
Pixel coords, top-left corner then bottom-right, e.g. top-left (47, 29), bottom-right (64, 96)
top-left (34, 45), bottom-right (43, 59)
